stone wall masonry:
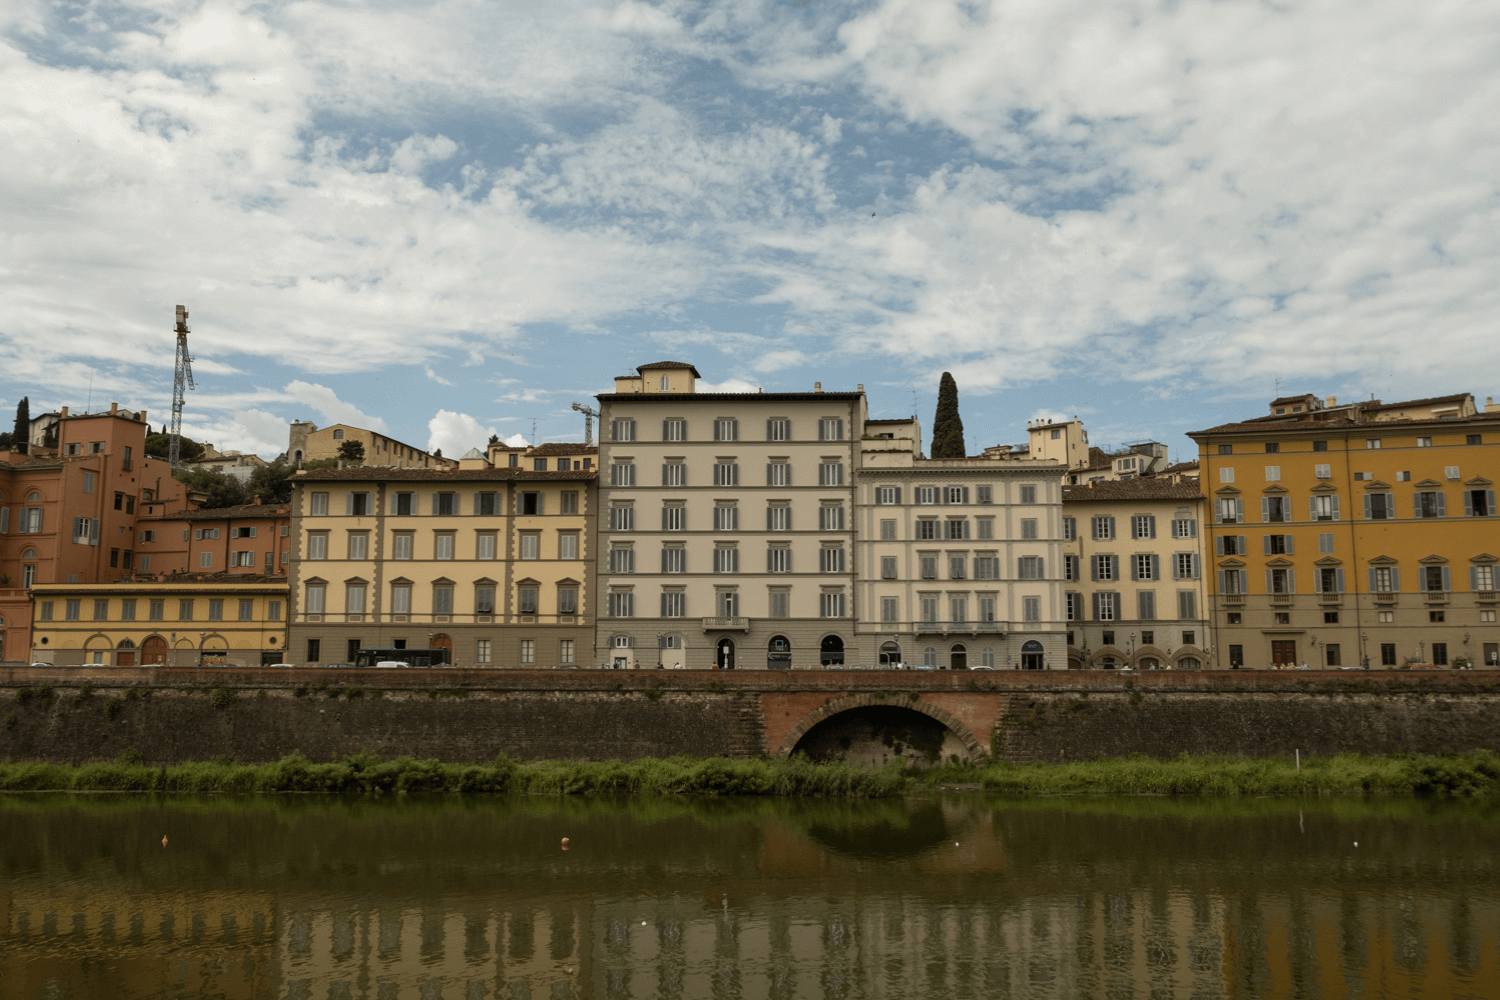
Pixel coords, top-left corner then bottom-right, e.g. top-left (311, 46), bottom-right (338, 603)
top-left (0, 667), bottom-right (1495, 767)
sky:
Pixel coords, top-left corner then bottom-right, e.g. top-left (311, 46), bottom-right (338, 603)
top-left (1, 0), bottom-right (1496, 463)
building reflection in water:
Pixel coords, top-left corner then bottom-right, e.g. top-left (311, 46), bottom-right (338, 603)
top-left (0, 795), bottom-right (1496, 998)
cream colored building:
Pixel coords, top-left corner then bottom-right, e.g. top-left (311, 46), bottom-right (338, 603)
top-left (287, 460), bottom-right (595, 667)
top-left (1060, 479), bottom-right (1211, 669)
top-left (287, 421), bottom-right (455, 470)
top-left (30, 579), bottom-right (289, 666)
top-left (595, 362), bottom-right (863, 669)
top-left (856, 418), bottom-right (1068, 669)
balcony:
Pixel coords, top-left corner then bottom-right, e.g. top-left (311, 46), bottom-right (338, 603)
top-left (1269, 593), bottom-right (1293, 606)
top-left (702, 617), bottom-right (749, 631)
top-left (1477, 591), bottom-right (1498, 604)
top-left (1221, 593), bottom-right (1245, 606)
top-left (1318, 592), bottom-right (1342, 605)
top-left (1423, 590), bottom-right (1449, 604)
top-left (916, 620), bottom-right (1009, 636)
top-left (1373, 591), bottom-right (1397, 605)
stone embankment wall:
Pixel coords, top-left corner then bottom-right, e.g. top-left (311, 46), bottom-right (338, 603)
top-left (0, 667), bottom-right (1495, 766)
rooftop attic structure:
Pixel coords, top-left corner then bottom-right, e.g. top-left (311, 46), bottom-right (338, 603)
top-left (613, 361), bottom-right (701, 394)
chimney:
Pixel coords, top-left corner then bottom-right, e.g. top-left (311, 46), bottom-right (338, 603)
top-left (1326, 396), bottom-right (1337, 407)
top-left (139, 409), bottom-right (148, 423)
top-left (252, 495), bottom-right (262, 505)
top-left (857, 384), bottom-right (864, 393)
top-left (109, 402), bottom-right (118, 415)
top-left (814, 382), bottom-right (822, 393)
top-left (60, 406), bottom-right (69, 418)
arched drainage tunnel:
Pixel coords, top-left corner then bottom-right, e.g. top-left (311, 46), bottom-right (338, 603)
top-left (789, 704), bottom-right (974, 767)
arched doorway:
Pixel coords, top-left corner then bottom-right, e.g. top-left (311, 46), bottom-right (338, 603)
top-left (116, 638), bottom-right (137, 667)
top-left (200, 635), bottom-right (229, 666)
top-left (1139, 656), bottom-right (1160, 670)
top-left (141, 635), bottom-right (168, 665)
top-left (431, 634), bottom-right (453, 664)
top-left (716, 638), bottom-right (736, 670)
top-left (819, 635), bottom-right (844, 667)
top-left (767, 635), bottom-right (791, 670)
top-left (1176, 656), bottom-right (1202, 670)
top-left (878, 641), bottom-right (902, 667)
top-left (1021, 640), bottom-right (1044, 671)
top-left (949, 643), bottom-right (967, 670)
top-left (778, 694), bottom-right (987, 764)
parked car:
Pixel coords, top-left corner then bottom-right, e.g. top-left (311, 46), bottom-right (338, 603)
top-left (266, 662), bottom-right (296, 669)
top-left (374, 660), bottom-right (408, 669)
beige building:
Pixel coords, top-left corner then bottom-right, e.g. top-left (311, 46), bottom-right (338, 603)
top-left (595, 362), bottom-right (863, 669)
top-left (1061, 479), bottom-right (1211, 669)
top-left (30, 578), bottom-right (289, 666)
top-left (856, 418), bottom-right (1068, 669)
top-left (287, 421), bottom-right (455, 470)
top-left (287, 459), bottom-right (595, 667)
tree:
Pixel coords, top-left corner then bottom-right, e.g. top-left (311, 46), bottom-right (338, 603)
top-left (246, 461), bottom-right (296, 505)
top-left (930, 371), bottom-right (967, 459)
top-left (488, 433), bottom-right (500, 446)
top-left (146, 432), bottom-right (204, 462)
top-left (336, 439), bottom-right (365, 463)
top-left (12, 397), bottom-right (29, 455)
top-left (172, 466), bottom-right (247, 509)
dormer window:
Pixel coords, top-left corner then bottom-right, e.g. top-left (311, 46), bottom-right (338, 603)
top-left (660, 375), bottom-right (670, 390)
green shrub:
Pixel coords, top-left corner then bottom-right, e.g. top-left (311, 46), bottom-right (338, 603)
top-left (342, 686), bottom-right (363, 700)
top-left (646, 681), bottom-right (665, 701)
top-left (3, 713), bottom-right (15, 730)
top-left (210, 687), bottom-right (234, 710)
top-left (73, 683), bottom-right (94, 705)
top-left (293, 685), bottom-right (310, 698)
top-left (116, 748), bottom-right (144, 766)
top-left (102, 699), bottom-right (122, 720)
top-left (15, 686), bottom-right (53, 706)
top-left (705, 680), bottom-right (725, 693)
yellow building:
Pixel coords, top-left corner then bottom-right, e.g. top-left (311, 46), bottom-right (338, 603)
top-left (287, 458), bottom-right (596, 667)
top-left (1190, 391), bottom-right (1500, 669)
top-left (287, 420), bottom-right (455, 470)
top-left (1060, 479), bottom-right (1211, 669)
top-left (29, 578), bottom-right (289, 666)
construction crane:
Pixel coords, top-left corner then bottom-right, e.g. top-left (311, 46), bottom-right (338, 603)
top-left (571, 401), bottom-right (598, 446)
top-left (169, 305), bottom-right (196, 468)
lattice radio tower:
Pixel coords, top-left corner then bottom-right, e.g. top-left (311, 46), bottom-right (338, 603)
top-left (169, 305), bottom-right (196, 468)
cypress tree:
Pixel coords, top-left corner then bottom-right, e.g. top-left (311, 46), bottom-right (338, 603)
top-left (930, 372), bottom-right (966, 458)
top-left (12, 397), bottom-right (28, 455)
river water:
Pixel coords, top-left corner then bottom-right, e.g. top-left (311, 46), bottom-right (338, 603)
top-left (1, 794), bottom-right (1496, 999)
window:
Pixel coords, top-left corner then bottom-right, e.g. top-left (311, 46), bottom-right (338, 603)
top-left (975, 556), bottom-right (1000, 580)
top-left (765, 462), bottom-right (791, 487)
top-left (1218, 444), bottom-right (1232, 455)
top-left (348, 493), bottom-right (371, 516)
top-left (1414, 491), bottom-right (1445, 518)
top-left (1219, 467), bottom-right (1235, 484)
top-left (769, 592), bottom-right (789, 618)
top-left (1264, 466), bottom-right (1281, 481)
top-left (915, 486), bottom-right (938, 505)
top-left (1092, 516), bottom-right (1115, 540)
top-left (718, 592), bottom-right (739, 617)
top-left (976, 486), bottom-right (993, 504)
top-left (610, 463), bottom-right (636, 486)
top-left (879, 519), bottom-right (897, 540)
top-left (1396, 471), bottom-right (1411, 483)
top-left (472, 639), bottom-right (492, 665)
top-left (611, 419), bottom-right (636, 442)
top-left (476, 532), bottom-right (498, 560)
top-left (1063, 554), bottom-right (1079, 581)
top-left (819, 592), bottom-right (846, 617)
top-left (392, 492), bottom-right (415, 516)
top-left (1226, 612), bottom-right (1241, 625)
top-left (714, 419), bottom-right (739, 442)
top-left (1274, 612), bottom-right (1290, 625)
top-left (558, 588), bottom-right (577, 614)
top-left (874, 485), bottom-right (899, 505)
top-left (518, 587), bottom-right (538, 614)
top-left (392, 533), bottom-right (413, 560)
top-left (1422, 565), bottom-right (1448, 593)
top-left (766, 418), bottom-right (790, 441)
top-left (1094, 592), bottom-right (1117, 621)
top-left (81, 470), bottom-right (96, 494)
top-left (1131, 514), bottom-right (1155, 539)
top-left (1266, 534), bottom-right (1291, 555)
top-left (558, 639), bottom-right (575, 664)
top-left (714, 505), bottom-right (739, 531)
top-left (714, 461), bottom-right (739, 486)
top-left (1467, 434), bottom-right (1482, 445)
top-left (148, 599), bottom-right (164, 621)
top-left (1062, 516), bottom-right (1076, 540)
top-left (818, 418), bottom-right (843, 441)
top-left (663, 462), bottom-right (687, 487)
top-left (661, 591), bottom-right (686, 617)
top-left (819, 547), bottom-right (845, 573)
top-left (1017, 556), bottom-right (1043, 580)
top-left (1310, 495), bottom-right (1339, 520)
top-left (919, 596), bottom-right (939, 624)
top-left (945, 519), bottom-right (969, 540)
top-left (1432, 642), bottom-right (1448, 666)
top-left (663, 418), bottom-right (687, 441)
top-left (943, 486), bottom-right (965, 505)
top-left (73, 517), bottom-right (100, 545)
top-left (434, 492), bottom-right (457, 516)
top-left (610, 505), bottom-right (635, 531)
top-left (916, 519), bottom-right (939, 540)
top-left (1367, 439), bottom-right (1381, 449)
top-left (390, 584), bottom-right (411, 614)
top-left (1093, 555), bottom-right (1116, 581)
top-left (1174, 553), bottom-right (1197, 579)
top-left (879, 555), bottom-right (899, 580)
top-left (818, 462), bottom-right (843, 486)
top-left (950, 597), bottom-right (968, 624)
top-left (920, 555), bottom-right (937, 580)
top-left (1473, 565), bottom-right (1496, 591)
top-left (768, 547), bottom-right (792, 573)
top-left (1445, 466), bottom-right (1461, 481)
top-left (1379, 643), bottom-right (1397, 666)
top-left (1268, 568), bottom-right (1292, 594)
top-left (609, 546), bottom-right (635, 572)
top-left (347, 533), bottom-right (368, 560)
top-left (199, 551), bottom-right (213, 568)
top-left (1371, 566), bottom-right (1396, 593)
top-left (1414, 436), bottom-right (1432, 448)
top-left (1019, 485), bottom-right (1037, 505)
top-left (766, 505), bottom-right (790, 531)
top-left (949, 556), bottom-right (966, 580)
top-left (1365, 493), bottom-right (1395, 519)
top-left (1020, 518), bottom-right (1038, 540)
top-left (1171, 518), bottom-right (1196, 538)
top-left (1177, 591), bottom-right (1196, 620)
top-left (713, 546), bottom-right (739, 573)
top-left (661, 545), bottom-right (687, 573)
top-left (1133, 553), bottom-right (1156, 580)
top-left (233, 599), bottom-right (254, 622)
top-left (435, 533), bottom-right (456, 560)
top-left (475, 586), bottom-right (497, 614)
top-left (178, 599), bottom-right (195, 621)
top-left (880, 597), bottom-right (899, 623)
top-left (663, 505), bottom-right (686, 531)
top-left (1137, 591), bottom-right (1156, 620)
top-left (1263, 497), bottom-right (1291, 522)
top-left (432, 585), bottom-right (454, 614)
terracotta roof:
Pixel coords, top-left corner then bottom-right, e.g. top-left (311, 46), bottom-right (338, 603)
top-left (865, 417), bottom-right (915, 424)
top-left (598, 391), bottom-right (861, 402)
top-left (295, 467), bottom-right (595, 482)
top-left (1368, 392), bottom-right (1472, 410)
top-left (1063, 480), bottom-right (1203, 504)
top-left (1158, 460), bottom-right (1200, 475)
top-left (145, 503), bottom-right (291, 522)
top-left (636, 361), bottom-right (703, 376)
top-left (529, 443), bottom-right (598, 456)
top-left (1269, 394), bottom-right (1319, 406)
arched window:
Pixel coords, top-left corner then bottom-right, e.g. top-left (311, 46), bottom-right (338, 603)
top-left (333, 429), bottom-right (344, 440)
top-left (950, 643), bottom-right (968, 670)
top-left (660, 375), bottom-right (671, 390)
top-left (612, 634), bottom-right (634, 648)
top-left (1177, 657), bottom-right (1201, 670)
top-left (22, 549), bottom-right (36, 560)
top-left (819, 635), bottom-right (844, 666)
top-left (981, 645), bottom-right (995, 668)
top-left (1021, 639), bottom-right (1044, 671)
top-left (659, 634), bottom-right (682, 649)
top-left (26, 492), bottom-right (41, 502)
top-left (923, 645), bottom-right (937, 667)
top-left (879, 641), bottom-right (902, 666)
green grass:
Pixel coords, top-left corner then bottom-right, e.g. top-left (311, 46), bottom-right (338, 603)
top-left (0, 751), bottom-right (1494, 798)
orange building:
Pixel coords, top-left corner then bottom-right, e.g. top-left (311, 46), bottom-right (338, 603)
top-left (133, 500), bottom-right (292, 577)
top-left (0, 404), bottom-right (193, 661)
top-left (1190, 392), bottom-right (1500, 670)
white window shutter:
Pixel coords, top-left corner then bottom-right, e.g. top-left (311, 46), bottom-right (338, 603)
top-left (1436, 492), bottom-right (1446, 517)
top-left (1260, 498), bottom-right (1269, 522)
top-left (1391, 567), bottom-right (1401, 592)
top-left (1265, 569), bottom-right (1273, 594)
top-left (1193, 555), bottom-right (1201, 580)
top-left (1151, 555), bottom-right (1159, 580)
top-left (1442, 566), bottom-right (1451, 592)
top-left (1335, 568), bottom-right (1344, 593)
top-left (1235, 499), bottom-right (1244, 522)
top-left (1312, 569), bottom-right (1322, 593)
top-left (1263, 535), bottom-right (1271, 555)
top-left (1285, 535), bottom-right (1294, 555)
top-left (1287, 569), bottom-right (1296, 594)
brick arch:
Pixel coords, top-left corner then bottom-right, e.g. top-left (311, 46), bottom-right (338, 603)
top-left (774, 693), bottom-right (988, 762)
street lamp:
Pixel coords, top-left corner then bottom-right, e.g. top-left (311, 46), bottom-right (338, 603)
top-left (1360, 631), bottom-right (1369, 668)
top-left (198, 630), bottom-right (206, 667)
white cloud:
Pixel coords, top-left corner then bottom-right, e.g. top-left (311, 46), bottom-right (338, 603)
top-left (425, 368), bottom-right (454, 386)
top-left (696, 377), bottom-right (760, 394)
top-left (282, 381), bottom-right (389, 432)
top-left (752, 350), bottom-right (808, 373)
top-left (427, 409), bottom-right (498, 457)
top-left (183, 408), bottom-right (291, 460)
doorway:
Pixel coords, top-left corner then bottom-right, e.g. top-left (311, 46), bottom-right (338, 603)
top-left (716, 638), bottom-right (736, 670)
top-left (878, 641), bottom-right (902, 667)
top-left (767, 635), bottom-right (791, 670)
top-left (1271, 639), bottom-right (1297, 667)
top-left (949, 644), bottom-right (967, 670)
top-left (116, 639), bottom-right (137, 667)
top-left (819, 635), bottom-right (844, 666)
top-left (1021, 639), bottom-right (1044, 671)
top-left (141, 635), bottom-right (168, 665)
top-left (430, 634), bottom-right (453, 664)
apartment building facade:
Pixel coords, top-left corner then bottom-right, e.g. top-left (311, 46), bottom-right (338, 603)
top-left (1191, 392), bottom-right (1500, 669)
top-left (287, 460), bottom-right (595, 667)
top-left (30, 578), bottom-right (288, 666)
top-left (133, 501), bottom-right (292, 577)
top-left (287, 421), bottom-right (455, 470)
top-left (594, 363), bottom-right (864, 669)
top-left (856, 418), bottom-right (1068, 669)
top-left (1061, 480), bottom-right (1210, 669)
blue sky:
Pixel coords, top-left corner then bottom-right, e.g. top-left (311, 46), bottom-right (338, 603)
top-left (1, 0), bottom-right (1496, 462)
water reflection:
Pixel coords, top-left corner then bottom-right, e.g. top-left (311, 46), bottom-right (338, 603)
top-left (0, 794), bottom-right (1496, 998)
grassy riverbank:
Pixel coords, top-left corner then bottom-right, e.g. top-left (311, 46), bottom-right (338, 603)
top-left (0, 750), bottom-right (1495, 797)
